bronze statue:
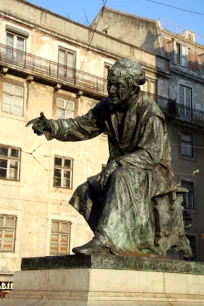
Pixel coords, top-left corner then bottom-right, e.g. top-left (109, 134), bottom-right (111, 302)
top-left (26, 59), bottom-right (191, 258)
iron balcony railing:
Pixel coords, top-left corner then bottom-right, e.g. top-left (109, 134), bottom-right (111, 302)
top-left (146, 92), bottom-right (204, 126)
top-left (0, 44), bottom-right (204, 126)
top-left (0, 43), bottom-right (108, 95)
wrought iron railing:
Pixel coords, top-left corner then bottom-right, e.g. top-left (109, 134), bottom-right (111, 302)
top-left (144, 92), bottom-right (204, 126)
top-left (0, 44), bottom-right (204, 125)
top-left (0, 43), bottom-right (108, 95)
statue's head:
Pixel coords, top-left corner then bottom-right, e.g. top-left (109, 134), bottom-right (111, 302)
top-left (107, 58), bottom-right (146, 106)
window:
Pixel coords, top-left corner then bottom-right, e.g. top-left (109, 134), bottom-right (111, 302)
top-left (104, 63), bottom-right (111, 79)
top-left (0, 145), bottom-right (21, 181)
top-left (54, 156), bottom-right (73, 189)
top-left (6, 32), bottom-right (26, 63)
top-left (58, 48), bottom-right (76, 79)
top-left (56, 98), bottom-right (75, 120)
top-left (176, 43), bottom-right (186, 66)
top-left (179, 85), bottom-right (192, 107)
top-left (0, 215), bottom-right (16, 252)
top-left (104, 63), bottom-right (112, 92)
top-left (50, 220), bottom-right (71, 255)
top-left (143, 78), bottom-right (156, 95)
top-left (2, 83), bottom-right (24, 116)
top-left (181, 180), bottom-right (194, 210)
top-left (180, 132), bottom-right (194, 158)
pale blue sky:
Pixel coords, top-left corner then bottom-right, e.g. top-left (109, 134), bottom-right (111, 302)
top-left (29, 0), bottom-right (204, 45)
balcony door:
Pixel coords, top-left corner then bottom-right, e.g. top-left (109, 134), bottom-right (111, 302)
top-left (58, 48), bottom-right (76, 81)
top-left (179, 85), bottom-right (192, 121)
top-left (6, 32), bottom-right (26, 63)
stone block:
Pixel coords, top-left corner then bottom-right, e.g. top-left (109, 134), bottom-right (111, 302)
top-left (1, 255), bottom-right (204, 306)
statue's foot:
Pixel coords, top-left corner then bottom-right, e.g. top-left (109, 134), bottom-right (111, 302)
top-left (72, 237), bottom-right (111, 255)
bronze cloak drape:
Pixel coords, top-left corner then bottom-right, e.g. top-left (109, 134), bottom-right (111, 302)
top-left (48, 93), bottom-right (191, 256)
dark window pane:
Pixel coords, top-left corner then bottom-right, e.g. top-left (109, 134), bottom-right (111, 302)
top-left (181, 181), bottom-right (194, 209)
top-left (54, 169), bottom-right (61, 186)
top-left (181, 143), bottom-right (193, 157)
top-left (0, 159), bottom-right (8, 168)
top-left (9, 160), bottom-right (18, 180)
top-left (55, 157), bottom-right (62, 167)
top-left (64, 159), bottom-right (71, 168)
top-left (181, 133), bottom-right (192, 142)
top-left (0, 147), bottom-right (8, 157)
top-left (63, 170), bottom-right (70, 188)
top-left (11, 149), bottom-right (19, 158)
top-left (0, 159), bottom-right (7, 178)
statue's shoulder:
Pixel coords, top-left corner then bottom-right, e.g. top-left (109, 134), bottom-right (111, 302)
top-left (140, 94), bottom-right (165, 120)
top-left (93, 97), bottom-right (111, 117)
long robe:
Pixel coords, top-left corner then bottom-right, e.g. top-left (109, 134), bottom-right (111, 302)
top-left (47, 93), bottom-right (191, 257)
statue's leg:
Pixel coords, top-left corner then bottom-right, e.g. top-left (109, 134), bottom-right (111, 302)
top-left (69, 181), bottom-right (106, 232)
top-left (72, 167), bottom-right (155, 255)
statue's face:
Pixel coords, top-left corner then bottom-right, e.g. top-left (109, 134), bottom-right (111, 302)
top-left (107, 69), bottom-right (133, 106)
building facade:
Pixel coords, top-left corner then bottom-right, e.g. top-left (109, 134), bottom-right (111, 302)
top-left (0, 0), bottom-right (170, 294)
top-left (93, 7), bottom-right (204, 262)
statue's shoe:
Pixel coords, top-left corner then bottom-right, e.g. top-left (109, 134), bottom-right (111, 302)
top-left (72, 237), bottom-right (111, 255)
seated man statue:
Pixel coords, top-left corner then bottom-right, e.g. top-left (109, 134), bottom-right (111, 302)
top-left (27, 58), bottom-right (191, 258)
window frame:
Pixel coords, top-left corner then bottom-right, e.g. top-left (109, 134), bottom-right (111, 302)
top-left (143, 77), bottom-right (157, 95)
top-left (181, 180), bottom-right (195, 210)
top-left (53, 93), bottom-right (77, 119)
top-left (175, 43), bottom-right (187, 66)
top-left (56, 98), bottom-right (75, 120)
top-left (0, 144), bottom-right (21, 182)
top-left (178, 131), bottom-right (195, 161)
top-left (2, 82), bottom-right (24, 117)
top-left (53, 155), bottom-right (73, 189)
top-left (6, 30), bottom-right (27, 63)
top-left (50, 219), bottom-right (71, 255)
top-left (0, 214), bottom-right (17, 253)
top-left (58, 47), bottom-right (76, 79)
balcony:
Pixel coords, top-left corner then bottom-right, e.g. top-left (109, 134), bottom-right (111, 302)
top-left (1, 44), bottom-right (204, 126)
top-left (0, 43), bottom-right (108, 97)
top-left (157, 96), bottom-right (204, 126)
top-left (170, 54), bottom-right (204, 77)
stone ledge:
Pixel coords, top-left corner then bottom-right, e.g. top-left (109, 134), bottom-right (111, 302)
top-left (21, 254), bottom-right (204, 275)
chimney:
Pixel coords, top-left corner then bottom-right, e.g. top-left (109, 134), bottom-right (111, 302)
top-left (180, 30), bottom-right (195, 42)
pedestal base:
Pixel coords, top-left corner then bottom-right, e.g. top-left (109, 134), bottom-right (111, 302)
top-left (1, 255), bottom-right (204, 306)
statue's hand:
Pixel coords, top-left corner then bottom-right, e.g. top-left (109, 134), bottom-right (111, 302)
top-left (25, 112), bottom-right (51, 136)
top-left (99, 160), bottom-right (118, 189)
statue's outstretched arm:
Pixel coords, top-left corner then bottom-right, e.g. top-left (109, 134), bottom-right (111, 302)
top-left (26, 108), bottom-right (104, 142)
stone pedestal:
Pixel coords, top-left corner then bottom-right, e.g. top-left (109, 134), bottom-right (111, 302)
top-left (1, 255), bottom-right (204, 306)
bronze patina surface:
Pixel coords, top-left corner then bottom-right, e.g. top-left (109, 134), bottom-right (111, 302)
top-left (26, 59), bottom-right (191, 258)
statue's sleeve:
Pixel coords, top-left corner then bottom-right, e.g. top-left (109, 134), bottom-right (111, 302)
top-left (116, 115), bottom-right (164, 170)
top-left (45, 107), bottom-right (104, 142)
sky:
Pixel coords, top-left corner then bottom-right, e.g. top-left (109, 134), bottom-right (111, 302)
top-left (28, 0), bottom-right (204, 45)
